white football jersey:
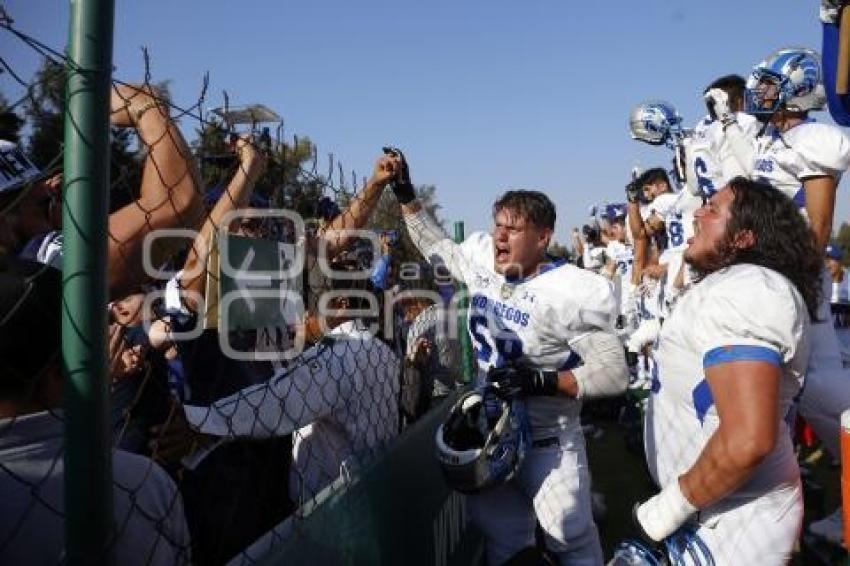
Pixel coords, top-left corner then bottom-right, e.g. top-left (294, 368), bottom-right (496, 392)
top-left (406, 214), bottom-right (618, 433)
top-left (583, 244), bottom-right (607, 272)
top-left (753, 121), bottom-right (850, 212)
top-left (648, 190), bottom-right (702, 255)
top-left (685, 117), bottom-right (722, 197)
top-left (606, 240), bottom-right (635, 317)
top-left (687, 113), bottom-right (761, 197)
top-left (645, 264), bottom-right (809, 502)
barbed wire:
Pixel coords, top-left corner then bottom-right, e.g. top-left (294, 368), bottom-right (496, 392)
top-left (0, 13), bottom-right (462, 565)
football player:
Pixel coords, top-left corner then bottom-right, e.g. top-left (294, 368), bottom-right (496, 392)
top-left (699, 75), bottom-right (761, 198)
top-left (718, 47), bottom-right (850, 543)
top-left (636, 178), bottom-right (820, 565)
top-left (601, 203), bottom-right (638, 333)
top-left (384, 148), bottom-right (627, 565)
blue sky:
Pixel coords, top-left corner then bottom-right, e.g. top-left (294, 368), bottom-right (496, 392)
top-left (2, 1), bottom-right (846, 244)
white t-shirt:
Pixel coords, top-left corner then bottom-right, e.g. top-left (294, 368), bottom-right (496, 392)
top-left (645, 264), bottom-right (809, 505)
top-left (406, 213), bottom-right (619, 433)
top-left (0, 411), bottom-right (191, 565)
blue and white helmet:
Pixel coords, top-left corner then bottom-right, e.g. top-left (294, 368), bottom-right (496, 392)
top-left (435, 388), bottom-right (530, 494)
top-left (745, 47), bottom-right (826, 116)
top-left (610, 525), bottom-right (715, 566)
top-left (629, 101), bottom-right (683, 146)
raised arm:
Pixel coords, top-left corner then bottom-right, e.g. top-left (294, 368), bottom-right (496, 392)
top-left (374, 149), bottom-right (473, 281)
top-left (316, 155), bottom-right (394, 258)
top-left (107, 83), bottom-right (205, 298)
top-left (626, 185), bottom-right (649, 285)
top-left (179, 136), bottom-right (267, 308)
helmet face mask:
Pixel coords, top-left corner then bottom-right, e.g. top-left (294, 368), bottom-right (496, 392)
top-left (745, 47), bottom-right (825, 118)
top-left (435, 389), bottom-right (530, 494)
top-left (745, 72), bottom-right (783, 116)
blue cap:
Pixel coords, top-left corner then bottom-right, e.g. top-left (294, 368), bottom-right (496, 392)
top-left (826, 244), bottom-right (843, 261)
top-left (605, 203), bottom-right (627, 223)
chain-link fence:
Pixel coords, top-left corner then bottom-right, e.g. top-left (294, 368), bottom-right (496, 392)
top-left (0, 8), bottom-right (470, 565)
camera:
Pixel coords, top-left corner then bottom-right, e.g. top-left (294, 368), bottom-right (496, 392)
top-left (582, 224), bottom-right (601, 245)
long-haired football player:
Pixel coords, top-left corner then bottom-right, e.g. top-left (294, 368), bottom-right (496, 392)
top-left (635, 178), bottom-right (821, 565)
top-left (716, 46), bottom-right (850, 544)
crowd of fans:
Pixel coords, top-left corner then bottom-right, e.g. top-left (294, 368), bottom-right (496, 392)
top-left (0, 81), bottom-right (464, 564)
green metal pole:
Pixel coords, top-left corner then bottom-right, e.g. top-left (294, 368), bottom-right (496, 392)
top-left (453, 221), bottom-right (475, 385)
top-left (63, 0), bottom-right (115, 563)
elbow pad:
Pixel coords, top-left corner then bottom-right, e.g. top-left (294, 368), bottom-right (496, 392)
top-left (570, 331), bottom-right (628, 400)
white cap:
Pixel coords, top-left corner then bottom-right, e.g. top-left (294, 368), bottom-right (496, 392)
top-left (841, 408), bottom-right (850, 432)
top-left (0, 140), bottom-right (42, 194)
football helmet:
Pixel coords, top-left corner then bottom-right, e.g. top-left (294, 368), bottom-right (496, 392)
top-left (629, 101), bottom-right (683, 147)
top-left (745, 47), bottom-right (825, 117)
top-left (434, 388), bottom-right (530, 494)
top-left (609, 525), bottom-right (715, 566)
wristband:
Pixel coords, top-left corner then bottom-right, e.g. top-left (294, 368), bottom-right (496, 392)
top-left (635, 479), bottom-right (697, 542)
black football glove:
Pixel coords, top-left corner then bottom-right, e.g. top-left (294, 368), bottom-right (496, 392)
top-left (487, 363), bottom-right (559, 397)
top-left (382, 145), bottom-right (417, 204)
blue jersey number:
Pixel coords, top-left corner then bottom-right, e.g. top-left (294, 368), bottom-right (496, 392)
top-left (667, 213), bottom-right (684, 247)
top-left (469, 315), bottom-right (524, 368)
top-left (694, 157), bottom-right (715, 197)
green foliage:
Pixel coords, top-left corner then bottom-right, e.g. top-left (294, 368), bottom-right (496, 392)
top-left (0, 93), bottom-right (24, 143)
top-left (365, 184), bottom-right (446, 290)
top-left (547, 240), bottom-right (569, 260)
top-left (193, 121), bottom-right (327, 218)
top-left (10, 58), bottom-right (147, 209)
top-left (24, 59), bottom-right (64, 169)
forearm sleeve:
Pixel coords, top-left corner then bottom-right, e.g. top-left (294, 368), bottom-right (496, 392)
top-left (718, 122), bottom-right (756, 180)
top-left (404, 208), bottom-right (470, 281)
top-left (570, 330), bottom-right (628, 400)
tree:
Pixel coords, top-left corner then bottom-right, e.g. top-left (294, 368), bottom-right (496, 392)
top-left (192, 122), bottom-right (326, 218)
top-left (18, 57), bottom-right (153, 212)
top-left (0, 93), bottom-right (24, 143)
top-left (547, 240), bottom-right (570, 260)
top-left (361, 184), bottom-right (446, 290)
top-left (24, 58), bottom-right (64, 169)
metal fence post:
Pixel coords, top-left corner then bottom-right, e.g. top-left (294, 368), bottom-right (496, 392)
top-left (452, 221), bottom-right (474, 385)
top-left (63, 0), bottom-right (115, 563)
